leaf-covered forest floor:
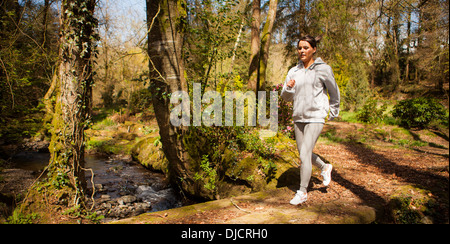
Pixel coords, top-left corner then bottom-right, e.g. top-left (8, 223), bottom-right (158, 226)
top-left (114, 121), bottom-right (449, 224)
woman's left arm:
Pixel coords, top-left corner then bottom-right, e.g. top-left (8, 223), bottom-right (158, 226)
top-left (323, 65), bottom-right (340, 120)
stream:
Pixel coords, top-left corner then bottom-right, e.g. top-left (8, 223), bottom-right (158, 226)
top-left (8, 151), bottom-right (183, 222)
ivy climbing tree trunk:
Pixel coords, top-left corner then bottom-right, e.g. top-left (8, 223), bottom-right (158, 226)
top-left (146, 0), bottom-right (196, 196)
top-left (47, 0), bottom-right (98, 207)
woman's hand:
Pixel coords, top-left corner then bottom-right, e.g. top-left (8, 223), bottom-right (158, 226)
top-left (287, 79), bottom-right (296, 88)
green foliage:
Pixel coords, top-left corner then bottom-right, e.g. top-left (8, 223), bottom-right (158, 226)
top-left (236, 130), bottom-right (275, 158)
top-left (0, 1), bottom-right (59, 142)
top-left (129, 88), bottom-right (153, 114)
top-left (184, 125), bottom-right (277, 194)
top-left (61, 0), bottom-right (99, 61)
top-left (341, 62), bottom-right (372, 111)
top-left (272, 83), bottom-right (294, 138)
top-left (47, 167), bottom-right (71, 190)
top-left (389, 186), bottom-right (439, 224)
top-left (331, 53), bottom-right (350, 92)
top-left (91, 117), bottom-right (117, 130)
top-left (258, 157), bottom-right (278, 183)
top-left (183, 0), bottom-right (244, 90)
top-left (390, 196), bottom-right (424, 224)
top-left (356, 99), bottom-right (388, 124)
top-left (84, 211), bottom-right (105, 223)
top-left (193, 155), bottom-right (217, 191)
top-left (338, 110), bottom-right (359, 123)
top-left (6, 211), bottom-right (39, 224)
top-left (63, 205), bottom-right (105, 223)
top-left (392, 98), bottom-right (448, 129)
top-left (153, 136), bottom-right (162, 147)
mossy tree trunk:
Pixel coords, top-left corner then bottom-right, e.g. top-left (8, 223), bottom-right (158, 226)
top-left (46, 0), bottom-right (98, 207)
top-left (146, 0), bottom-right (197, 196)
top-left (247, 0), bottom-right (260, 91)
top-left (248, 0), bottom-right (277, 92)
top-left (258, 0), bottom-right (277, 90)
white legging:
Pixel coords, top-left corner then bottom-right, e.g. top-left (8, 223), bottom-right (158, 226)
top-left (294, 122), bottom-right (326, 193)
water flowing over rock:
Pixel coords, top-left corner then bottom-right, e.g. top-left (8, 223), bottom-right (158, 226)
top-left (2, 152), bottom-right (183, 223)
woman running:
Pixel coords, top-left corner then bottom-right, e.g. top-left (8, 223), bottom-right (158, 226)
top-left (280, 35), bottom-right (340, 205)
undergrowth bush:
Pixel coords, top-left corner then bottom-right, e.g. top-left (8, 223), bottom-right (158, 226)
top-left (392, 98), bottom-right (448, 129)
top-left (272, 83), bottom-right (294, 138)
top-left (356, 99), bottom-right (388, 124)
top-left (184, 125), bottom-right (277, 193)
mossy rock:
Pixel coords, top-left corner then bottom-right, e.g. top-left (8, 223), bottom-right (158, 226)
top-left (130, 131), bottom-right (303, 201)
top-left (220, 156), bottom-right (264, 195)
top-left (225, 157), bottom-right (257, 181)
top-left (131, 135), bottom-right (168, 174)
top-left (388, 185), bottom-right (437, 224)
top-left (219, 134), bottom-right (301, 198)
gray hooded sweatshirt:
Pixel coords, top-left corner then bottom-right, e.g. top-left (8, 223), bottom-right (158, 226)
top-left (280, 57), bottom-right (340, 123)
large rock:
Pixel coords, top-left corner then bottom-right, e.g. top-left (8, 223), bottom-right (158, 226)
top-left (117, 195), bottom-right (137, 205)
top-left (110, 188), bottom-right (377, 224)
top-left (131, 132), bottom-right (302, 201)
top-left (131, 135), bottom-right (168, 173)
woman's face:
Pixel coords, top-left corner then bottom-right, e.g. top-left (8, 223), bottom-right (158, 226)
top-left (297, 41), bottom-right (316, 65)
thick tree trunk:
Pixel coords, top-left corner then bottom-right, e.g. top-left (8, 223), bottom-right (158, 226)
top-left (146, 0), bottom-right (195, 196)
top-left (298, 0), bottom-right (307, 36)
top-left (247, 0), bottom-right (260, 91)
top-left (258, 0), bottom-right (278, 90)
top-left (47, 0), bottom-right (98, 207)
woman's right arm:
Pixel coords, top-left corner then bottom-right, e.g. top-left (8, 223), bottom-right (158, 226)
top-left (280, 73), bottom-right (295, 102)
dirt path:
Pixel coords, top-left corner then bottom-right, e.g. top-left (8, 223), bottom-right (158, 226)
top-left (113, 122), bottom-right (449, 224)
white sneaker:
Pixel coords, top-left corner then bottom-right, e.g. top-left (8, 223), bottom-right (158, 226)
top-left (321, 164), bottom-right (333, 186)
top-left (290, 190), bottom-right (307, 205)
